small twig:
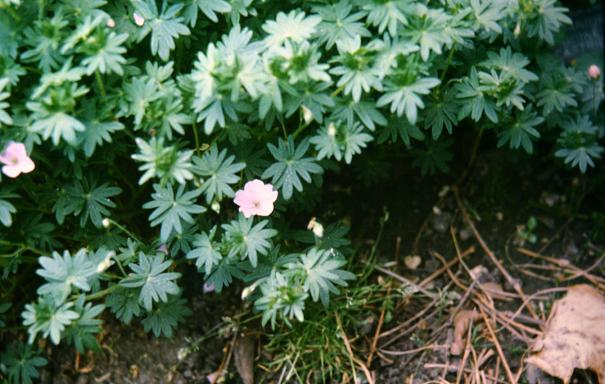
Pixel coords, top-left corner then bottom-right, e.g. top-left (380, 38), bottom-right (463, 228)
top-left (366, 287), bottom-right (390, 367)
top-left (379, 344), bottom-right (447, 356)
top-left (335, 313), bottom-right (375, 384)
top-left (211, 333), bottom-right (238, 384)
top-left (453, 186), bottom-right (539, 321)
top-left (477, 306), bottom-right (516, 384)
top-left (374, 265), bottom-right (437, 298)
top-left (456, 317), bottom-right (473, 384)
top-left (419, 246), bottom-right (475, 288)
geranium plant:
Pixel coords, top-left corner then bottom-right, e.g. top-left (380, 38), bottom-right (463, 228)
top-left (0, 0), bottom-right (602, 381)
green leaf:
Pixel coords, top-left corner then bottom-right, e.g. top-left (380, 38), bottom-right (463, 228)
top-left (377, 77), bottom-right (440, 124)
top-left (142, 295), bottom-right (191, 337)
top-left (36, 249), bottom-right (97, 304)
top-left (222, 216), bottom-right (277, 267)
top-left (63, 296), bottom-right (105, 353)
top-left (555, 115), bottom-right (603, 173)
top-left (262, 136), bottom-right (323, 200)
top-left (186, 227), bottom-right (222, 275)
top-left (22, 296), bottom-right (79, 345)
top-left (134, 0), bottom-right (191, 61)
top-left (0, 195), bottom-right (16, 227)
top-left (143, 183), bottom-right (206, 242)
top-left (456, 67), bottom-right (498, 123)
top-left (184, 0), bottom-right (231, 25)
top-left (132, 137), bottom-right (194, 185)
top-left (106, 286), bottom-right (143, 324)
top-left (294, 248), bottom-right (355, 306)
top-left (192, 145), bottom-right (246, 203)
top-left (0, 77), bottom-right (13, 126)
top-left (310, 121), bottom-right (373, 164)
top-left (1, 341), bottom-right (47, 384)
top-left (120, 252), bottom-right (181, 311)
top-left (470, 0), bottom-right (506, 34)
top-left (497, 107), bottom-right (543, 153)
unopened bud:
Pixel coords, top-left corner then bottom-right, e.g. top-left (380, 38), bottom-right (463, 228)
top-left (588, 64), bottom-right (601, 80)
top-left (327, 122), bottom-right (337, 137)
top-left (106, 18), bottom-right (116, 28)
top-left (301, 105), bottom-right (313, 124)
top-left (102, 218), bottom-right (111, 228)
top-left (133, 12), bottom-right (145, 26)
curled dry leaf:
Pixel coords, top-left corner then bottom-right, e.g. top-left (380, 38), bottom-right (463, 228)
top-left (404, 255), bottom-right (422, 270)
top-left (450, 309), bottom-right (481, 356)
top-left (527, 284), bottom-right (605, 384)
top-left (233, 335), bottom-right (255, 384)
top-left (480, 282), bottom-right (512, 301)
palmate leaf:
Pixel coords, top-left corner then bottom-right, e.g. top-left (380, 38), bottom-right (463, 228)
top-left (377, 77), bottom-right (440, 124)
top-left (22, 296), bottom-right (79, 345)
top-left (134, 0), bottom-right (191, 61)
top-left (497, 107), bottom-right (543, 153)
top-left (222, 216), bottom-right (277, 267)
top-left (142, 295), bottom-right (191, 337)
top-left (456, 67), bottom-right (498, 123)
top-left (0, 77), bottom-right (12, 125)
top-left (293, 248), bottom-right (355, 306)
top-left (254, 271), bottom-right (308, 328)
top-left (143, 183), bottom-right (206, 242)
top-left (106, 286), bottom-right (142, 324)
top-left (192, 145), bottom-right (246, 203)
top-left (424, 89), bottom-right (458, 140)
top-left (310, 121), bottom-right (373, 164)
top-left (52, 179), bottom-right (122, 228)
top-left (132, 137), bottom-right (194, 185)
top-left (36, 249), bottom-right (97, 304)
top-left (0, 194), bottom-right (16, 227)
top-left (120, 252), bottom-right (181, 311)
top-left (63, 296), bottom-right (105, 353)
top-left (1, 341), bottom-right (47, 384)
top-left (186, 227), bottom-right (222, 275)
top-left (313, 0), bottom-right (371, 51)
top-left (184, 0), bottom-right (231, 26)
top-left (377, 119), bottom-right (425, 146)
top-left (555, 115), bottom-right (603, 173)
top-left (81, 119), bottom-right (124, 157)
top-left (471, 0), bottom-right (507, 34)
top-left (262, 136), bottom-right (323, 200)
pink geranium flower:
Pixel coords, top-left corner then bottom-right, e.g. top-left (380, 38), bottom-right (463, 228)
top-left (234, 179), bottom-right (278, 218)
top-left (0, 141), bottom-right (35, 178)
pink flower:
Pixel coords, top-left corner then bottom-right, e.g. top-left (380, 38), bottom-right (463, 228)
top-left (234, 179), bottom-right (278, 218)
top-left (133, 12), bottom-right (145, 26)
top-left (0, 141), bottom-right (35, 178)
top-left (588, 65), bottom-right (601, 80)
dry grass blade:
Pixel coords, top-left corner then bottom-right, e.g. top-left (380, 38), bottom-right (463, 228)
top-left (478, 306), bottom-right (516, 384)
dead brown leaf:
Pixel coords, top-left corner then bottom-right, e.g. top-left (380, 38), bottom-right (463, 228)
top-left (233, 335), bottom-right (255, 384)
top-left (480, 282), bottom-right (512, 301)
top-left (527, 284), bottom-right (605, 384)
top-left (450, 309), bottom-right (480, 356)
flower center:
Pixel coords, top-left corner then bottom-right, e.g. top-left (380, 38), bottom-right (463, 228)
top-left (9, 156), bottom-right (18, 165)
top-left (253, 200), bottom-right (261, 208)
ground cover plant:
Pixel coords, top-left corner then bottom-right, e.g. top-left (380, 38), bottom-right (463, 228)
top-left (0, 0), bottom-right (603, 382)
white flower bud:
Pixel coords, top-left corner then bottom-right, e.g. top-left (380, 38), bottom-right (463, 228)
top-left (327, 122), bottom-right (337, 137)
top-left (133, 12), bottom-right (145, 26)
top-left (106, 18), bottom-right (116, 28)
top-left (301, 105), bottom-right (313, 124)
top-left (102, 218), bottom-right (111, 228)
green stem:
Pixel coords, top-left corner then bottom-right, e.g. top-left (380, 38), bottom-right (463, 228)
top-left (106, 218), bottom-right (141, 243)
top-left (193, 120), bottom-right (201, 155)
top-left (440, 46), bottom-right (456, 83)
top-left (95, 71), bottom-right (106, 98)
top-left (84, 284), bottom-right (120, 301)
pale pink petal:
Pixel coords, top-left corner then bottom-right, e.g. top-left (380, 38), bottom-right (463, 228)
top-left (245, 179), bottom-right (266, 195)
top-left (133, 12), bottom-right (145, 26)
top-left (239, 206), bottom-right (254, 218)
top-left (10, 142), bottom-right (27, 158)
top-left (19, 157), bottom-right (35, 174)
top-left (234, 190), bottom-right (251, 206)
top-left (2, 165), bottom-right (21, 178)
top-left (255, 202), bottom-right (274, 216)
